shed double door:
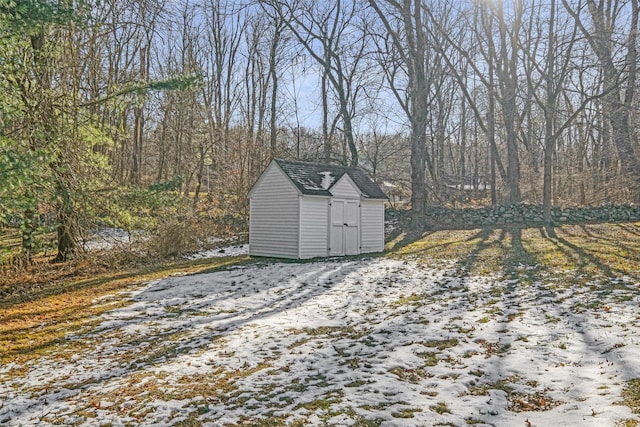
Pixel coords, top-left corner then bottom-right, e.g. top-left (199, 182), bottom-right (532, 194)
top-left (330, 199), bottom-right (359, 256)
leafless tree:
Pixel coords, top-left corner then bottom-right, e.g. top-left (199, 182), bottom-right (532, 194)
top-left (367, 0), bottom-right (431, 231)
top-left (563, 0), bottom-right (639, 200)
top-left (265, 0), bottom-right (369, 166)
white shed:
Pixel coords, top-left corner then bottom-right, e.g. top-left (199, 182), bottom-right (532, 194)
top-left (248, 159), bottom-right (388, 259)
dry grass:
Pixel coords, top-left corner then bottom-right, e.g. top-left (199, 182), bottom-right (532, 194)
top-left (388, 223), bottom-right (640, 284)
top-left (621, 379), bottom-right (640, 414)
top-left (0, 253), bottom-right (250, 367)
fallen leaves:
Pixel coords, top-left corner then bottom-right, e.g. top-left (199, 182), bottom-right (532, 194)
top-left (509, 391), bottom-right (564, 412)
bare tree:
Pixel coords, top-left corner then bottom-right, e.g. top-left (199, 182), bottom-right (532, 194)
top-left (368, 0), bottom-right (430, 232)
top-left (563, 0), bottom-right (640, 200)
top-left (266, 0), bottom-right (368, 166)
top-left (199, 0), bottom-right (245, 196)
top-left (425, 3), bottom-right (507, 205)
top-left (267, 13), bottom-right (287, 158)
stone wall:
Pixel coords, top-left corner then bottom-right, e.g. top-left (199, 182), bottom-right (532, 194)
top-left (421, 203), bottom-right (640, 229)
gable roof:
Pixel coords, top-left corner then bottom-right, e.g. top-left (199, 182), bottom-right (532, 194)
top-left (274, 158), bottom-right (387, 199)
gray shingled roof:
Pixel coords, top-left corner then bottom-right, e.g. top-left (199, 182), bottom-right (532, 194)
top-left (275, 159), bottom-right (387, 199)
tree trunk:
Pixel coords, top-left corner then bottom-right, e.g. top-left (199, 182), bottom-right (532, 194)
top-left (53, 180), bottom-right (78, 263)
top-left (193, 146), bottom-right (205, 209)
top-left (368, 0), bottom-right (428, 232)
top-left (408, 0), bottom-right (428, 231)
top-left (322, 60), bottom-right (331, 161)
top-left (21, 207), bottom-right (37, 262)
top-left (543, 0), bottom-right (556, 227)
top-left (269, 18), bottom-right (281, 158)
top-left (497, 1), bottom-right (522, 204)
top-left (131, 45), bottom-right (146, 186)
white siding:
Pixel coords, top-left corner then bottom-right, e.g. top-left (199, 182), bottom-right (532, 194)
top-left (330, 175), bottom-right (361, 199)
top-left (249, 164), bottom-right (299, 258)
top-left (360, 200), bottom-right (385, 253)
top-left (299, 197), bottom-right (329, 259)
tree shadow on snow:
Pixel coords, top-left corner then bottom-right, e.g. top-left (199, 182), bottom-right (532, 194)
top-left (34, 256), bottom-right (393, 395)
top-left (12, 223), bottom-right (640, 423)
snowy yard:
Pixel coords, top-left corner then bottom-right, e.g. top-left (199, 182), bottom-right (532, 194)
top-left (1, 233), bottom-right (640, 426)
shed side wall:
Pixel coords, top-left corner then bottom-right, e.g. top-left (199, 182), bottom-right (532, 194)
top-left (360, 200), bottom-right (385, 253)
top-left (299, 197), bottom-right (329, 259)
top-left (249, 165), bottom-right (299, 258)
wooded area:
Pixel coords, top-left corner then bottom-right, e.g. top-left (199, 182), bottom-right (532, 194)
top-left (1, 0), bottom-right (639, 263)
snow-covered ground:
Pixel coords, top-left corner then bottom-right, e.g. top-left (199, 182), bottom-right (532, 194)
top-left (186, 244), bottom-right (248, 259)
top-left (83, 228), bottom-right (139, 251)
top-left (83, 227), bottom-right (248, 259)
top-left (1, 253), bottom-right (639, 426)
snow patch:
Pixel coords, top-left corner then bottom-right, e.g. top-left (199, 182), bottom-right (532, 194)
top-left (186, 243), bottom-right (248, 260)
top-left (320, 171), bottom-right (335, 190)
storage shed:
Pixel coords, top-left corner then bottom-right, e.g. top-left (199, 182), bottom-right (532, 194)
top-left (249, 159), bottom-right (387, 259)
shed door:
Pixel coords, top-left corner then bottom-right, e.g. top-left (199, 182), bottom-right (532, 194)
top-left (330, 199), bottom-right (359, 256)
